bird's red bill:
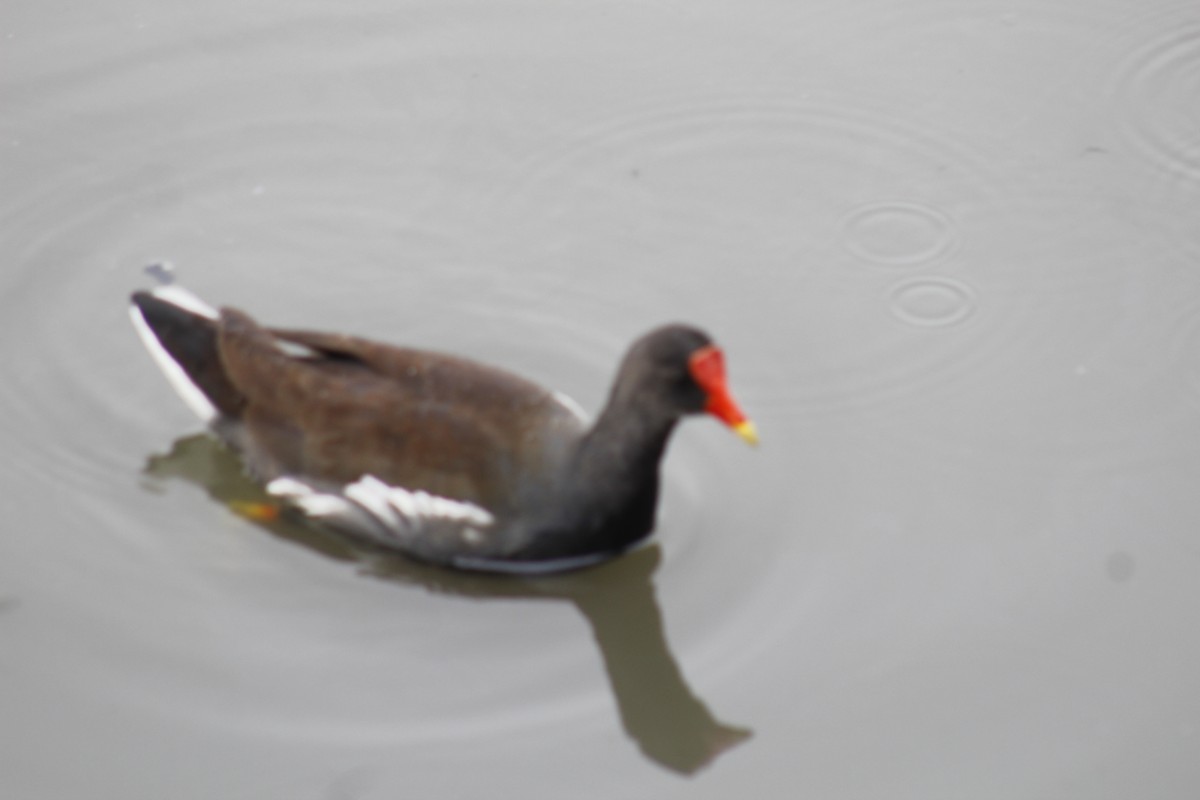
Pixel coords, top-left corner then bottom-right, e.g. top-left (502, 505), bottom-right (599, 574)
top-left (688, 345), bottom-right (759, 445)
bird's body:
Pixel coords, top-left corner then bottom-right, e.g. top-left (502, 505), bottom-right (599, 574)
top-left (130, 277), bottom-right (755, 573)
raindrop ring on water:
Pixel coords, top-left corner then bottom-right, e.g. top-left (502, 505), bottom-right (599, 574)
top-left (1111, 23), bottom-right (1200, 178)
top-left (889, 276), bottom-right (977, 327)
top-left (840, 201), bottom-right (958, 267)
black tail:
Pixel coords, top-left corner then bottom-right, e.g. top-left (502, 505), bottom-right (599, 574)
top-left (130, 291), bottom-right (246, 418)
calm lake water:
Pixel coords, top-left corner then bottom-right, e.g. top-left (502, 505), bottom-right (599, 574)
top-left (3, 0), bottom-right (1200, 796)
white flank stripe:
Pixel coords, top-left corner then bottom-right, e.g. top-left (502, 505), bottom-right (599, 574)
top-left (267, 477), bottom-right (353, 517)
top-left (269, 474), bottom-right (494, 534)
top-left (266, 477), bottom-right (393, 539)
top-left (295, 494), bottom-right (357, 517)
top-left (345, 476), bottom-right (407, 530)
top-left (354, 475), bottom-right (495, 528)
top-left (383, 483), bottom-right (419, 518)
top-left (129, 303), bottom-right (218, 422)
top-left (265, 477), bottom-right (314, 498)
top-left (267, 477), bottom-right (348, 516)
top-left (401, 488), bottom-right (494, 527)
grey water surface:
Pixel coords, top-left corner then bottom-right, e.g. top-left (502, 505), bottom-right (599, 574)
top-left (3, 0), bottom-right (1200, 797)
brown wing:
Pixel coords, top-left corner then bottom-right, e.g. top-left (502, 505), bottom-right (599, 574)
top-left (214, 308), bottom-right (584, 512)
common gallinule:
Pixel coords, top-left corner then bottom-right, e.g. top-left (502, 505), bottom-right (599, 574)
top-left (130, 275), bottom-right (757, 573)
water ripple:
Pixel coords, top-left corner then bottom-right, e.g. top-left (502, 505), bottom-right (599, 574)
top-left (485, 92), bottom-right (1012, 422)
top-left (1110, 20), bottom-right (1200, 178)
top-left (841, 201), bottom-right (959, 268)
top-left (487, 91), bottom-right (1004, 264)
top-left (1101, 7), bottom-right (1200, 267)
top-left (0, 18), bottom-right (770, 777)
top-left (889, 276), bottom-right (978, 328)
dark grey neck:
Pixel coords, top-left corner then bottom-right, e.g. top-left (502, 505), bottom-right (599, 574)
top-left (574, 400), bottom-right (678, 500)
top-left (521, 399), bottom-right (680, 560)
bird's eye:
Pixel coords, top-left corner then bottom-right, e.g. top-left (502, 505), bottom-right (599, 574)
top-left (666, 364), bottom-right (693, 386)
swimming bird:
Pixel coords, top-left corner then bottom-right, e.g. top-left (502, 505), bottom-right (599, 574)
top-left (130, 272), bottom-right (756, 573)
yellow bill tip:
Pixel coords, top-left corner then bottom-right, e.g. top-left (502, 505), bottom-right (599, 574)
top-left (733, 420), bottom-right (760, 447)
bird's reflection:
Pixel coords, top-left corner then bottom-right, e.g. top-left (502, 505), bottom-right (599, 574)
top-left (143, 434), bottom-right (751, 775)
